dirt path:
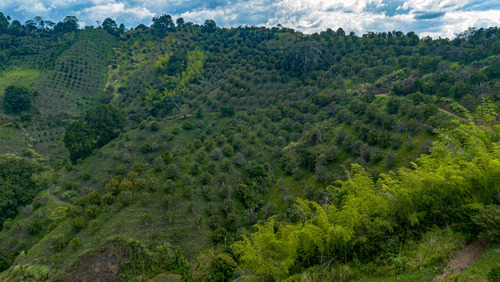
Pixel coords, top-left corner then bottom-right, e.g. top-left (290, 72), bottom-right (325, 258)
top-left (166, 114), bottom-right (194, 121)
top-left (375, 93), bottom-right (388, 97)
top-left (47, 184), bottom-right (70, 205)
top-left (434, 240), bottom-right (488, 280)
top-left (438, 108), bottom-right (467, 121)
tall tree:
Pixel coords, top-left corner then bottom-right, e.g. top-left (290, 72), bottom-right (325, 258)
top-left (54, 16), bottom-right (78, 33)
top-left (3, 84), bottom-right (32, 114)
top-left (202, 19), bottom-right (216, 33)
top-left (0, 12), bottom-right (9, 33)
top-left (152, 14), bottom-right (174, 30)
top-left (63, 120), bottom-right (97, 164)
top-left (102, 18), bottom-right (118, 35)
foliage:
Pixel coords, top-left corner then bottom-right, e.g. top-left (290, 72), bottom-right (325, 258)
top-left (232, 106), bottom-right (499, 279)
top-left (3, 84), bottom-right (33, 113)
top-left (0, 154), bottom-right (39, 228)
top-left (64, 105), bottom-right (126, 163)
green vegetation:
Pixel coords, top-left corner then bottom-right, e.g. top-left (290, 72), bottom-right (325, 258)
top-left (0, 12), bottom-right (499, 281)
top-left (3, 84), bottom-right (33, 113)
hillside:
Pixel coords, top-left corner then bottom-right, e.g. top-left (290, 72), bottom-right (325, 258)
top-left (0, 14), bottom-right (499, 281)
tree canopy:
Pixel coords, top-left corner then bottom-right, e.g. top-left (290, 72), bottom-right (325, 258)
top-left (3, 84), bottom-right (32, 114)
top-left (64, 104), bottom-right (126, 163)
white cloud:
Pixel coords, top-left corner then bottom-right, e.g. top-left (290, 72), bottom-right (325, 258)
top-left (422, 10), bottom-right (500, 38)
top-left (399, 0), bottom-right (469, 12)
top-left (15, 2), bottom-right (51, 15)
top-left (81, 3), bottom-right (154, 22)
top-left (1, 0), bottom-right (499, 38)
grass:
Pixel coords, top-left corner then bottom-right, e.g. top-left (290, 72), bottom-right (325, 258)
top-left (0, 126), bottom-right (26, 155)
top-left (454, 243), bottom-right (500, 281)
top-left (357, 266), bottom-right (442, 281)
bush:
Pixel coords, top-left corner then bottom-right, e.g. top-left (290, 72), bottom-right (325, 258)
top-left (211, 148), bottom-right (223, 160)
top-left (487, 265), bottom-right (500, 282)
top-left (183, 121), bottom-right (193, 130)
top-left (69, 237), bottom-right (80, 250)
top-left (141, 142), bottom-right (152, 153)
top-left (51, 234), bottom-right (68, 250)
top-left (210, 253), bottom-right (237, 281)
top-left (150, 121), bottom-right (160, 131)
top-left (71, 216), bottom-right (85, 231)
top-left (123, 153), bottom-right (132, 162)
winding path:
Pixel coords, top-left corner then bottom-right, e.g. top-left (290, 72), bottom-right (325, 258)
top-left (438, 108), bottom-right (467, 121)
top-left (47, 184), bottom-right (70, 205)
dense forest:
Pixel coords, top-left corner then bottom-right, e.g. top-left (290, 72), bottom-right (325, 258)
top-left (0, 11), bottom-right (499, 281)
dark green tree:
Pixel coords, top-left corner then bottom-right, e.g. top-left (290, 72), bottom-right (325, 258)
top-left (202, 19), bottom-right (217, 33)
top-left (0, 12), bottom-right (9, 32)
top-left (176, 17), bottom-right (185, 27)
top-left (54, 16), bottom-right (78, 33)
top-left (102, 18), bottom-right (118, 35)
top-left (3, 84), bottom-right (32, 114)
top-left (152, 14), bottom-right (175, 30)
top-left (84, 104), bottom-right (127, 147)
top-left (64, 105), bottom-right (126, 163)
top-left (0, 154), bottom-right (38, 229)
top-left (63, 120), bottom-right (97, 164)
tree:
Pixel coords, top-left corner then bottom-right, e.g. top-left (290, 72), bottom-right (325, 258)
top-left (0, 12), bottom-right (9, 32)
top-left (202, 19), bottom-right (217, 33)
top-left (54, 16), bottom-right (78, 33)
top-left (84, 104), bottom-right (127, 146)
top-left (176, 17), bottom-right (185, 27)
top-left (3, 84), bottom-right (32, 113)
top-left (152, 14), bottom-right (175, 30)
top-left (283, 41), bottom-right (324, 74)
top-left (102, 18), bottom-right (118, 35)
top-left (63, 120), bottom-right (97, 164)
top-left (64, 105), bottom-right (126, 163)
top-left (0, 154), bottom-right (39, 229)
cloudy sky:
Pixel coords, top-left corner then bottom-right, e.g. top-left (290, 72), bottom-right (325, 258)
top-left (1, 0), bottom-right (499, 38)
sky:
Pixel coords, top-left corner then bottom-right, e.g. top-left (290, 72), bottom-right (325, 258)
top-left (1, 0), bottom-right (499, 38)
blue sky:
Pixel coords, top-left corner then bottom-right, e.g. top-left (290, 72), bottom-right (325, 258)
top-left (1, 0), bottom-right (499, 38)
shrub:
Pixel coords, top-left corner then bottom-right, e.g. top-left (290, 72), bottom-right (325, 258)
top-left (118, 190), bottom-right (133, 206)
top-left (183, 121), bottom-right (193, 130)
top-left (210, 253), bottom-right (237, 281)
top-left (85, 204), bottom-right (100, 218)
top-left (71, 216), bottom-right (85, 231)
top-left (51, 234), bottom-right (68, 250)
top-left (211, 148), bottom-right (223, 160)
top-left (103, 193), bottom-right (115, 205)
top-left (487, 265), bottom-right (500, 282)
top-left (89, 219), bottom-right (99, 233)
top-left (141, 142), bottom-right (152, 153)
top-left (69, 237), bottom-right (80, 250)
top-left (150, 121), bottom-right (160, 131)
top-left (123, 153), bottom-right (132, 162)
top-left (151, 141), bottom-right (159, 151)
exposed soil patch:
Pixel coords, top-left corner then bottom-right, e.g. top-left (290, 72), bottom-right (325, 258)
top-left (434, 239), bottom-right (488, 280)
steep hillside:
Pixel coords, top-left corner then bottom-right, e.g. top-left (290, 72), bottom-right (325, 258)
top-left (0, 15), bottom-right (499, 281)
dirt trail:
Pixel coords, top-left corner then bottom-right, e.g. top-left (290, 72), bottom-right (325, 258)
top-left (47, 184), bottom-right (70, 205)
top-left (375, 93), bottom-right (388, 97)
top-left (434, 240), bottom-right (488, 280)
top-left (166, 114), bottom-right (193, 121)
top-left (438, 108), bottom-right (467, 121)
